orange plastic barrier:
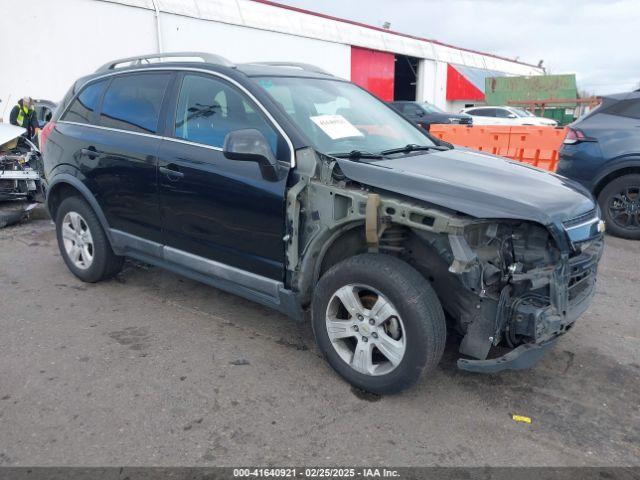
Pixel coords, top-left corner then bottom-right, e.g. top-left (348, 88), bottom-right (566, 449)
top-left (429, 125), bottom-right (512, 157)
top-left (508, 126), bottom-right (567, 171)
top-left (429, 125), bottom-right (568, 172)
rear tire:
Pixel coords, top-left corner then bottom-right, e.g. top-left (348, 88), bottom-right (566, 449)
top-left (312, 253), bottom-right (446, 394)
top-left (55, 196), bottom-right (124, 282)
top-left (598, 174), bottom-right (640, 240)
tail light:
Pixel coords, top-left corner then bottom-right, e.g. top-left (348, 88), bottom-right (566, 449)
top-left (564, 127), bottom-right (595, 144)
top-left (40, 121), bottom-right (56, 152)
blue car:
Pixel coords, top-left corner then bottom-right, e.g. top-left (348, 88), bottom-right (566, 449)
top-left (557, 90), bottom-right (640, 239)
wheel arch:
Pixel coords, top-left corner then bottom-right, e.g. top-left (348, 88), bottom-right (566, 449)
top-left (296, 220), bottom-right (441, 308)
top-left (593, 161), bottom-right (640, 197)
top-left (46, 174), bottom-right (113, 244)
top-left (295, 221), bottom-right (367, 307)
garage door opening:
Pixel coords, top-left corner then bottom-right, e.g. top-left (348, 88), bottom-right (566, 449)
top-left (394, 54), bottom-right (419, 101)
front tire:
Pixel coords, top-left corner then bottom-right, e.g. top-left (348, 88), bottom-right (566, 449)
top-left (312, 254), bottom-right (446, 394)
top-left (55, 196), bottom-right (124, 282)
top-left (598, 174), bottom-right (640, 240)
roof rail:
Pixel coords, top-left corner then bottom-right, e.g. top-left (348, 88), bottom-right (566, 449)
top-left (96, 52), bottom-right (234, 72)
top-left (247, 62), bottom-right (332, 76)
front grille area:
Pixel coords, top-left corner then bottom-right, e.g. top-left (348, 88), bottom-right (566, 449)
top-left (563, 209), bottom-right (597, 228)
top-left (568, 269), bottom-right (594, 302)
top-left (566, 238), bottom-right (602, 305)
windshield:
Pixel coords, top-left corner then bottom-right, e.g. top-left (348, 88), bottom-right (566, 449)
top-left (510, 107), bottom-right (535, 117)
top-left (254, 76), bottom-right (434, 155)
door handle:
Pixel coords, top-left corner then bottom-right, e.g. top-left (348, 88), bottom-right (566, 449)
top-left (80, 147), bottom-right (100, 159)
top-left (159, 165), bottom-right (184, 180)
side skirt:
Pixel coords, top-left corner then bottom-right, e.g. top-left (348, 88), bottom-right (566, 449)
top-left (110, 229), bottom-right (304, 321)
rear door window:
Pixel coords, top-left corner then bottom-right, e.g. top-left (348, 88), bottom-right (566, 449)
top-left (61, 80), bottom-right (107, 124)
top-left (99, 73), bottom-right (171, 134)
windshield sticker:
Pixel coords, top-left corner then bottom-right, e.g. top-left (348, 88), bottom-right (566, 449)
top-left (310, 115), bottom-right (364, 140)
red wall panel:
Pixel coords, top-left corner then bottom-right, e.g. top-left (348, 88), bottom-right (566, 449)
top-left (446, 64), bottom-right (485, 101)
top-left (350, 46), bottom-right (395, 101)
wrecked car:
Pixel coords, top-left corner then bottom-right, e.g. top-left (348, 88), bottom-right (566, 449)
top-left (42, 53), bottom-right (605, 394)
top-left (0, 123), bottom-right (43, 203)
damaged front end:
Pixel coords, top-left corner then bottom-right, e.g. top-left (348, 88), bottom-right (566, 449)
top-left (287, 148), bottom-right (604, 373)
top-left (410, 219), bottom-right (604, 372)
top-left (0, 125), bottom-right (44, 202)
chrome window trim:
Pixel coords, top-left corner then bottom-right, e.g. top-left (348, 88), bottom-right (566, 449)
top-left (58, 120), bottom-right (161, 141)
top-left (162, 135), bottom-right (223, 152)
top-left (59, 66), bottom-right (296, 166)
top-left (58, 120), bottom-right (224, 152)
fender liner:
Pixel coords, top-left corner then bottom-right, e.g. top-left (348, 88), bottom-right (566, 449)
top-left (45, 173), bottom-right (114, 245)
top-left (297, 221), bottom-right (365, 306)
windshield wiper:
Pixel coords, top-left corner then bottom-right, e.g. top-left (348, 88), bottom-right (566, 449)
top-left (380, 144), bottom-right (450, 155)
top-left (329, 150), bottom-right (384, 160)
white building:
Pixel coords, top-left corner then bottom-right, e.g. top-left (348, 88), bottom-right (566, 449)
top-left (0, 0), bottom-right (543, 120)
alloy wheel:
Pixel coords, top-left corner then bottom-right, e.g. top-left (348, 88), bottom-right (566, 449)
top-left (61, 211), bottom-right (94, 270)
top-left (608, 185), bottom-right (640, 230)
top-left (325, 284), bottom-right (406, 376)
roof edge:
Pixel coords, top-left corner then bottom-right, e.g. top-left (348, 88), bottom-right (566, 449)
top-left (251, 0), bottom-right (541, 69)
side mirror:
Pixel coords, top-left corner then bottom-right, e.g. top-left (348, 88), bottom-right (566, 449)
top-left (223, 129), bottom-right (282, 181)
top-left (507, 113), bottom-right (517, 119)
top-left (416, 110), bottom-right (425, 117)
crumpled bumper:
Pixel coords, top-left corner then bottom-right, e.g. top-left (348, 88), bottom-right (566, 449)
top-left (457, 338), bottom-right (559, 373)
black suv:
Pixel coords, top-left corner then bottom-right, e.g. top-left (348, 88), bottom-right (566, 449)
top-left (43, 52), bottom-right (604, 394)
top-left (557, 90), bottom-right (640, 239)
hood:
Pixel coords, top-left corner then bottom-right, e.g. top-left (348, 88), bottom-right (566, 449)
top-left (337, 148), bottom-right (595, 226)
top-left (0, 123), bottom-right (26, 146)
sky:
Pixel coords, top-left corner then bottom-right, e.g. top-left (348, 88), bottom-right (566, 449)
top-left (275, 0), bottom-right (639, 95)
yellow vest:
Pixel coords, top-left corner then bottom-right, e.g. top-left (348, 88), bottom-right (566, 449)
top-left (16, 104), bottom-right (29, 127)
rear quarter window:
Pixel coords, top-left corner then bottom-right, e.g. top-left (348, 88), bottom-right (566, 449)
top-left (604, 99), bottom-right (640, 120)
top-left (99, 73), bottom-right (171, 134)
top-left (61, 80), bottom-right (107, 124)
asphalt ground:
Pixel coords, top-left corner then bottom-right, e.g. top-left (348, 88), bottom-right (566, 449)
top-left (0, 208), bottom-right (638, 466)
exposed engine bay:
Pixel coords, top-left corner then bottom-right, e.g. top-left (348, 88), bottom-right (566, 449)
top-left (286, 148), bottom-right (604, 373)
top-left (0, 124), bottom-right (44, 202)
top-left (409, 221), bottom-right (602, 371)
